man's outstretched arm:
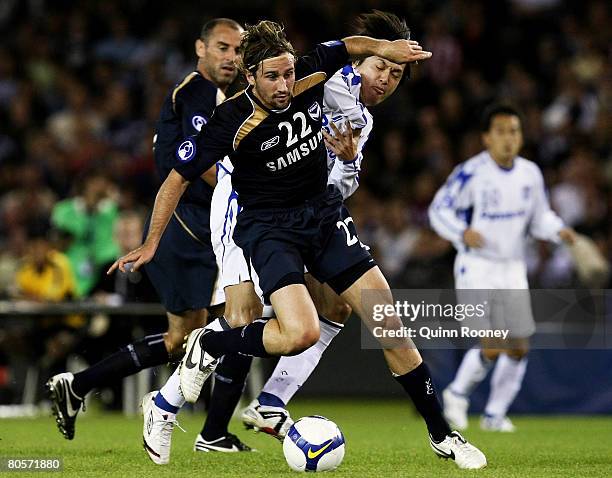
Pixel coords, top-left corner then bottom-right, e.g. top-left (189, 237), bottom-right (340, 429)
top-left (341, 35), bottom-right (432, 64)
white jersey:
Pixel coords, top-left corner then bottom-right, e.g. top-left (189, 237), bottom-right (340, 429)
top-left (322, 65), bottom-right (373, 200)
top-left (428, 151), bottom-right (565, 262)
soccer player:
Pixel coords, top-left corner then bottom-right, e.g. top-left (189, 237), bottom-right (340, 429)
top-left (241, 10), bottom-right (417, 437)
top-left (428, 104), bottom-right (576, 432)
top-left (144, 9), bottom-right (414, 454)
top-left (46, 19), bottom-right (254, 453)
top-left (113, 20), bottom-right (486, 470)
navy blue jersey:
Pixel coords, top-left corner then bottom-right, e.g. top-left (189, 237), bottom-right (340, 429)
top-left (175, 41), bottom-right (350, 209)
top-left (154, 71), bottom-right (221, 239)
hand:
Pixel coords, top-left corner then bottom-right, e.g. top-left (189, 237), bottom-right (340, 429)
top-left (463, 228), bottom-right (485, 248)
top-left (380, 39), bottom-right (432, 64)
top-left (107, 241), bottom-right (158, 274)
top-left (559, 227), bottom-right (577, 245)
top-left (323, 121), bottom-right (359, 162)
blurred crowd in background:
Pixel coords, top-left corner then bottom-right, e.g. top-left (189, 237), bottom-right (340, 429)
top-left (0, 0), bottom-right (610, 402)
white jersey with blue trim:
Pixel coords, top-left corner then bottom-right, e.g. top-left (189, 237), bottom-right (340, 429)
top-left (428, 150), bottom-right (565, 261)
top-left (323, 64), bottom-right (374, 200)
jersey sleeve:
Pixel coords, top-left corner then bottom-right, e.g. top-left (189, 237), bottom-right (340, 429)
top-left (327, 151), bottom-right (363, 200)
top-left (323, 69), bottom-right (368, 130)
top-left (298, 41), bottom-right (350, 80)
top-left (529, 165), bottom-right (564, 243)
top-left (173, 101), bottom-right (238, 181)
top-left (428, 163), bottom-right (474, 249)
top-left (174, 82), bottom-right (217, 137)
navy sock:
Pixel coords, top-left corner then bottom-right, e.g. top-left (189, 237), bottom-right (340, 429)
top-left (202, 319), bottom-right (271, 358)
top-left (394, 362), bottom-right (452, 443)
top-left (72, 334), bottom-right (169, 397)
top-left (200, 353), bottom-right (253, 440)
top-left (154, 392), bottom-right (180, 414)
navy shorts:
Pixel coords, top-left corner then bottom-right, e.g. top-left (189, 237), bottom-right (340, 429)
top-left (233, 186), bottom-right (373, 300)
top-left (143, 204), bottom-right (218, 314)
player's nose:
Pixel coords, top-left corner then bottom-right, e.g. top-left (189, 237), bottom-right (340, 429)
top-left (379, 69), bottom-right (390, 85)
top-left (278, 78), bottom-right (290, 92)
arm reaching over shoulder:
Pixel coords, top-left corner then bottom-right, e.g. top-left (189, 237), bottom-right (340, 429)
top-left (342, 36), bottom-right (432, 64)
top-left (107, 170), bottom-right (189, 274)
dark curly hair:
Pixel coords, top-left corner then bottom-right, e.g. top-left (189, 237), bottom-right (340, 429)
top-left (353, 10), bottom-right (412, 82)
top-left (237, 20), bottom-right (296, 75)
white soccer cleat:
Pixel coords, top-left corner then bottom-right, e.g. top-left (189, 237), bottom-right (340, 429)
top-left (179, 328), bottom-right (218, 403)
top-left (480, 414), bottom-right (516, 432)
top-left (193, 433), bottom-right (254, 452)
top-left (241, 399), bottom-right (294, 440)
top-left (142, 391), bottom-right (177, 465)
top-left (443, 387), bottom-right (469, 430)
top-left (430, 431), bottom-right (487, 470)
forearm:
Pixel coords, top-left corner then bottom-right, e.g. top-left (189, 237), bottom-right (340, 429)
top-left (342, 36), bottom-right (391, 61)
top-left (201, 164), bottom-right (217, 188)
top-left (145, 169), bottom-right (189, 246)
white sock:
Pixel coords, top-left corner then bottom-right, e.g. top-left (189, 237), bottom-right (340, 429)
top-left (260, 318), bottom-right (342, 405)
top-left (449, 347), bottom-right (494, 397)
top-left (158, 366), bottom-right (185, 409)
top-left (484, 354), bottom-right (527, 417)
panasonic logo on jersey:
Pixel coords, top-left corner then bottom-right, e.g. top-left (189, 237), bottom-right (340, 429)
top-left (266, 131), bottom-right (323, 172)
top-left (261, 135), bottom-right (280, 151)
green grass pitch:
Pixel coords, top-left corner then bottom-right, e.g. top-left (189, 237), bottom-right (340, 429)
top-left (1, 399), bottom-right (611, 477)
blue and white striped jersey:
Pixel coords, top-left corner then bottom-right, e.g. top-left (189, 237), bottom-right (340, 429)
top-left (428, 151), bottom-right (565, 261)
top-left (323, 64), bottom-right (373, 200)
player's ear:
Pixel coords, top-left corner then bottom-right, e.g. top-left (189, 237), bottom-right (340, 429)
top-left (482, 132), bottom-right (491, 149)
top-left (246, 71), bottom-right (256, 86)
top-left (195, 38), bottom-right (206, 58)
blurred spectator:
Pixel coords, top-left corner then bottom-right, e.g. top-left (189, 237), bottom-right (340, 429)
top-left (14, 218), bottom-right (85, 395)
top-left (51, 171), bottom-right (120, 297)
top-left (15, 218), bottom-right (76, 302)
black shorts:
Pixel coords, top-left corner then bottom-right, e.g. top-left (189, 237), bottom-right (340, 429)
top-left (233, 185), bottom-right (374, 301)
top-left (143, 205), bottom-right (218, 314)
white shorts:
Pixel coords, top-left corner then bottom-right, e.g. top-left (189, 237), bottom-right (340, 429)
top-left (454, 254), bottom-right (535, 338)
top-left (210, 164), bottom-right (262, 305)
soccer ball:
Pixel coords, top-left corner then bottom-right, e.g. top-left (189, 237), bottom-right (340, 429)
top-left (283, 415), bottom-right (345, 472)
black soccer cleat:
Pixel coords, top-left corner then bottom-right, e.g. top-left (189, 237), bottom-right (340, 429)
top-left (193, 432), bottom-right (255, 452)
top-left (46, 372), bottom-right (85, 440)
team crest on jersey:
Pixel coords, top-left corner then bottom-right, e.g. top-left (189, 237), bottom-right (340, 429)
top-left (308, 101), bottom-right (321, 121)
top-left (261, 135), bottom-right (280, 151)
top-left (191, 115), bottom-right (207, 132)
top-left (177, 139), bottom-right (196, 162)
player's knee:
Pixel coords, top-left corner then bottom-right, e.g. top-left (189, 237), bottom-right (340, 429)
top-left (482, 348), bottom-right (501, 361)
top-left (284, 327), bottom-right (320, 355)
top-left (326, 301), bottom-right (352, 324)
top-left (507, 347), bottom-right (529, 360)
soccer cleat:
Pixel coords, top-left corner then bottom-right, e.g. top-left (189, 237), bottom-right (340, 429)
top-left (430, 431), bottom-right (487, 470)
top-left (193, 433), bottom-right (255, 452)
top-left (442, 387), bottom-right (469, 430)
top-left (142, 391), bottom-right (178, 465)
top-left (480, 414), bottom-right (516, 432)
top-left (179, 328), bottom-right (219, 403)
top-left (46, 372), bottom-right (85, 440)
top-left (241, 399), bottom-right (294, 440)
